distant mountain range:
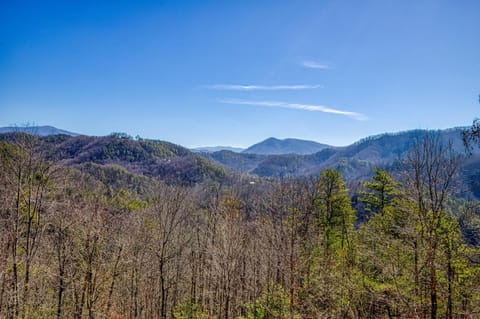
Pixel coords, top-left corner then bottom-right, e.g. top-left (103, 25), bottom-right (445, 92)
top-left (0, 125), bottom-right (79, 136)
top-left (192, 146), bottom-right (245, 153)
top-left (1, 126), bottom-right (477, 193)
top-left (191, 137), bottom-right (331, 155)
top-left (0, 127), bottom-right (329, 155)
top-left (242, 137), bottom-right (331, 155)
top-left (205, 128), bottom-right (476, 180)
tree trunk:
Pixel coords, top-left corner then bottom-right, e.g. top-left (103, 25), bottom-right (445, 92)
top-left (429, 246), bottom-right (437, 319)
top-left (106, 246), bottom-right (122, 316)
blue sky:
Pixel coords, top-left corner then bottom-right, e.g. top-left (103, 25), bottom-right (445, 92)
top-left (0, 0), bottom-right (479, 148)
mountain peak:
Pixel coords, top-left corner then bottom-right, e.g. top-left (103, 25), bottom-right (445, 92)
top-left (191, 146), bottom-right (245, 153)
top-left (0, 125), bottom-right (80, 136)
top-left (243, 137), bottom-right (331, 155)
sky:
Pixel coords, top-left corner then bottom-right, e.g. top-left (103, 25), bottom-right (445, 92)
top-left (0, 0), bottom-right (479, 148)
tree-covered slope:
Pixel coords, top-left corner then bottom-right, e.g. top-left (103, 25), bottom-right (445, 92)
top-left (206, 128), bottom-right (475, 181)
top-left (0, 132), bottom-right (228, 186)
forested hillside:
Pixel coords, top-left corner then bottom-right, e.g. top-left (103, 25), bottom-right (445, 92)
top-left (207, 128), bottom-right (480, 192)
top-left (0, 130), bottom-right (479, 319)
top-left (0, 132), bottom-right (228, 187)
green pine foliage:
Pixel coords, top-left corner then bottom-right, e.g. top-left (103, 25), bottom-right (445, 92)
top-left (0, 133), bottom-right (479, 319)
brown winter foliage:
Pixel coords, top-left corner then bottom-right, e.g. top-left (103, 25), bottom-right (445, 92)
top-left (0, 132), bottom-right (479, 319)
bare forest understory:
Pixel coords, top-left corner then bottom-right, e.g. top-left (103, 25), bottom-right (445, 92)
top-left (1, 132), bottom-right (479, 319)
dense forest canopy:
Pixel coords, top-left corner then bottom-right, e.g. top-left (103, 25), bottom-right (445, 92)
top-left (0, 131), bottom-right (479, 319)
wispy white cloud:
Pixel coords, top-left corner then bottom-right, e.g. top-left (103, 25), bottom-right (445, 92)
top-left (219, 99), bottom-right (367, 121)
top-left (301, 60), bottom-right (330, 69)
top-left (202, 84), bottom-right (323, 91)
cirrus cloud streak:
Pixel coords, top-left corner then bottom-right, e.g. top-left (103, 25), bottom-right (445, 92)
top-left (202, 84), bottom-right (323, 91)
top-left (301, 60), bottom-right (330, 69)
top-left (219, 99), bottom-right (367, 121)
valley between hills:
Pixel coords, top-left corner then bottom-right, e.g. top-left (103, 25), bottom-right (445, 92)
top-left (0, 125), bottom-right (479, 318)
